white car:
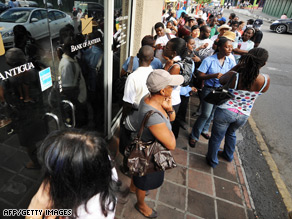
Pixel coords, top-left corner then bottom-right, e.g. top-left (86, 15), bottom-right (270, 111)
top-left (5, 0), bottom-right (38, 7)
top-left (0, 7), bottom-right (73, 48)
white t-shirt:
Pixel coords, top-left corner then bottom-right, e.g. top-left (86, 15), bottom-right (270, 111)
top-left (194, 38), bottom-right (214, 60)
top-left (155, 34), bottom-right (175, 64)
top-left (75, 167), bottom-right (118, 219)
top-left (170, 56), bottom-right (182, 106)
top-left (123, 66), bottom-right (153, 108)
top-left (210, 34), bottom-right (219, 42)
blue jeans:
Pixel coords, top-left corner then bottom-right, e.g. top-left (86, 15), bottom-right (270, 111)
top-left (206, 108), bottom-right (249, 168)
top-left (190, 87), bottom-right (217, 141)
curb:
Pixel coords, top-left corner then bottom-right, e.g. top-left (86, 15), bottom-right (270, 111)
top-left (235, 147), bottom-right (256, 212)
top-left (248, 116), bottom-right (292, 215)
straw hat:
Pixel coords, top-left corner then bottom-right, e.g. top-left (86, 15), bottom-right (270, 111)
top-left (222, 31), bottom-right (236, 42)
top-left (218, 24), bottom-right (232, 32)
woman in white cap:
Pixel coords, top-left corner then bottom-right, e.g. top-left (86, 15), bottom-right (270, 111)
top-left (130, 69), bottom-right (184, 218)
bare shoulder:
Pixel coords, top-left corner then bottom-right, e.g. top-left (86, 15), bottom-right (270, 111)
top-left (169, 63), bottom-right (181, 75)
top-left (260, 74), bottom-right (270, 93)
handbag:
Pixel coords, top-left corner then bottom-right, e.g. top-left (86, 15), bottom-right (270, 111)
top-left (126, 110), bottom-right (177, 177)
top-left (203, 73), bottom-right (237, 105)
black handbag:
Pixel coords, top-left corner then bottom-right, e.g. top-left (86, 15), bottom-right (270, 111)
top-left (126, 110), bottom-right (177, 177)
top-left (204, 73), bottom-right (237, 105)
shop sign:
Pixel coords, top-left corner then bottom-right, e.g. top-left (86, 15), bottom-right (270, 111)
top-left (39, 67), bottom-right (52, 92)
top-left (0, 62), bottom-right (35, 81)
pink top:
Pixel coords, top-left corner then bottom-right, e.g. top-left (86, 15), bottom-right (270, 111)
top-left (219, 73), bottom-right (268, 116)
top-left (281, 15), bottom-right (288, 19)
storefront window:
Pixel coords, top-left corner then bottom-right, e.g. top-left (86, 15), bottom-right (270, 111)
top-left (111, 0), bottom-right (132, 127)
top-left (0, 0), bottom-right (133, 150)
top-left (0, 0), bottom-right (112, 163)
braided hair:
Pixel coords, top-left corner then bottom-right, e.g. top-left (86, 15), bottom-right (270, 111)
top-left (237, 47), bottom-right (269, 89)
top-left (168, 38), bottom-right (189, 60)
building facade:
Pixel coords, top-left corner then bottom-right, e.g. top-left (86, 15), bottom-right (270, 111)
top-left (262, 0), bottom-right (292, 18)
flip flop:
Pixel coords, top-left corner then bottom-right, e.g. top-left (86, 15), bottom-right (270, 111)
top-left (201, 132), bottom-right (210, 139)
top-left (134, 203), bottom-right (157, 218)
top-left (188, 136), bottom-right (197, 148)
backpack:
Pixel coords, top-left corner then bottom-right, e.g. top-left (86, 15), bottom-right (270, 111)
top-left (176, 57), bottom-right (194, 87)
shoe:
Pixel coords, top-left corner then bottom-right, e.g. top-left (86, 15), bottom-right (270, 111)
top-left (201, 132), bottom-right (210, 140)
top-left (0, 118), bottom-right (12, 128)
top-left (134, 203), bottom-right (157, 218)
top-left (218, 151), bottom-right (232, 162)
top-left (188, 136), bottom-right (197, 148)
top-left (205, 156), bottom-right (213, 168)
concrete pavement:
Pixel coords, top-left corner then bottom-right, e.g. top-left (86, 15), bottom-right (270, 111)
top-left (0, 94), bottom-right (256, 219)
top-left (114, 96), bottom-right (255, 219)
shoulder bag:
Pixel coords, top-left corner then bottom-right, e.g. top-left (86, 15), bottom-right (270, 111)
top-left (126, 110), bottom-right (177, 177)
top-left (204, 72), bottom-right (237, 105)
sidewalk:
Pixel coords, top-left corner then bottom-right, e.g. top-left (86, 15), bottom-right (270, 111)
top-left (114, 95), bottom-right (255, 219)
top-left (231, 7), bottom-right (279, 23)
top-left (0, 94), bottom-right (255, 219)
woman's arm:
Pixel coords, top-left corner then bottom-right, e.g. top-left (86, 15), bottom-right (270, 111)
top-left (149, 123), bottom-right (176, 150)
top-left (219, 71), bottom-right (235, 85)
top-left (232, 48), bottom-right (249, 55)
top-left (197, 71), bottom-right (223, 80)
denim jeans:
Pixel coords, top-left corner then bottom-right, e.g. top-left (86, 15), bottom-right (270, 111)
top-left (206, 108), bottom-right (249, 168)
top-left (190, 87), bottom-right (217, 141)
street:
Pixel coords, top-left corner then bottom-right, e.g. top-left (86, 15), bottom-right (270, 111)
top-left (224, 9), bottom-right (292, 218)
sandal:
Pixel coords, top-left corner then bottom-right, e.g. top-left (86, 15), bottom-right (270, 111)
top-left (188, 136), bottom-right (197, 148)
top-left (134, 203), bottom-right (157, 218)
top-left (201, 132), bottom-right (210, 139)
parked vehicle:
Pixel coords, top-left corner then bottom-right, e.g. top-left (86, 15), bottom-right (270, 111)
top-left (0, 7), bottom-right (73, 48)
top-left (0, 3), bottom-right (9, 14)
top-left (270, 18), bottom-right (292, 34)
top-left (5, 0), bottom-right (38, 8)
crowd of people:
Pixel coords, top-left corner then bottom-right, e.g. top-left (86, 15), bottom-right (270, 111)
top-left (18, 5), bottom-right (272, 219)
top-left (117, 6), bottom-right (270, 218)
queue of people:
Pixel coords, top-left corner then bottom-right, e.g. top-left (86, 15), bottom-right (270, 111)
top-left (21, 6), bottom-right (270, 219)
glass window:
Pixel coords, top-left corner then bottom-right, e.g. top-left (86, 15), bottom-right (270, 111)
top-left (48, 11), bottom-right (55, 21)
top-left (53, 11), bottom-right (65, 20)
top-left (40, 10), bottom-right (48, 19)
top-left (111, 0), bottom-right (132, 126)
top-left (0, 9), bottom-right (30, 23)
top-left (31, 10), bottom-right (43, 21)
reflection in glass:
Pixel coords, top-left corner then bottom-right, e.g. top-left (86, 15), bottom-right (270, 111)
top-left (112, 0), bottom-right (131, 124)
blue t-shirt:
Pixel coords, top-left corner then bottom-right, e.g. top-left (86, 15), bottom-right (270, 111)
top-left (122, 56), bottom-right (163, 72)
top-left (8, 1), bottom-right (15, 7)
top-left (198, 54), bottom-right (235, 88)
